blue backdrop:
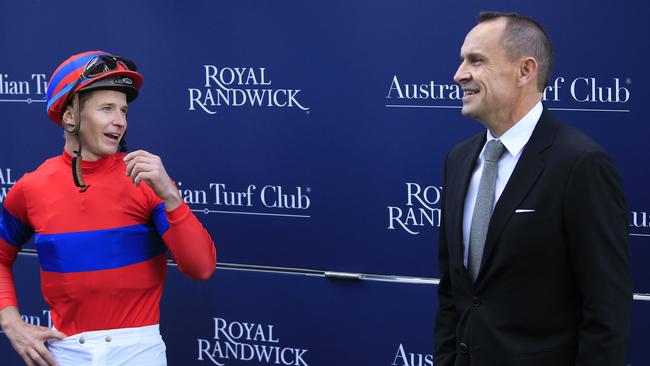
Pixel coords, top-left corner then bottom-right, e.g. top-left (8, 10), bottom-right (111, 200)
top-left (1, 0), bottom-right (648, 364)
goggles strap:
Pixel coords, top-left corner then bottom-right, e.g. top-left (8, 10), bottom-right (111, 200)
top-left (70, 94), bottom-right (90, 192)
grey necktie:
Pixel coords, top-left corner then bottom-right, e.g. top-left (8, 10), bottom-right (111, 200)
top-left (468, 139), bottom-right (506, 282)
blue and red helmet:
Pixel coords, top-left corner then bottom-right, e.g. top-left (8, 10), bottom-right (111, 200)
top-left (46, 50), bottom-right (143, 126)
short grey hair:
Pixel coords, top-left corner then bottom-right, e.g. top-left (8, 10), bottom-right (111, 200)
top-left (478, 11), bottom-right (554, 92)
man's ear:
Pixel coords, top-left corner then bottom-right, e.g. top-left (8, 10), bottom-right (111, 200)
top-left (518, 57), bottom-right (538, 88)
top-left (61, 106), bottom-right (76, 133)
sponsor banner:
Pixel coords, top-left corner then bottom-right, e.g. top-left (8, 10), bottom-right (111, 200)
top-left (189, 66), bottom-right (310, 115)
top-left (177, 180), bottom-right (312, 218)
top-left (391, 343), bottom-right (433, 366)
top-left (386, 75), bottom-right (632, 112)
top-left (0, 254), bottom-right (51, 365)
top-left (0, 168), bottom-right (18, 203)
top-left (0, 73), bottom-right (48, 104)
top-left (630, 211), bottom-right (650, 233)
top-left (630, 209), bottom-right (650, 293)
top-left (161, 265), bottom-right (436, 365)
top-left (2, 0), bottom-right (646, 282)
top-left (543, 77), bottom-right (631, 105)
top-left (387, 182), bottom-right (442, 235)
top-left (3, 232), bottom-right (649, 366)
top-left (196, 317), bottom-right (309, 366)
top-left (3, 255), bottom-right (436, 365)
top-left (0, 2), bottom-right (648, 365)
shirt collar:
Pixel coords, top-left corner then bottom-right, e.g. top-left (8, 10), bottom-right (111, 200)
top-left (485, 101), bottom-right (543, 158)
top-left (61, 149), bottom-right (119, 174)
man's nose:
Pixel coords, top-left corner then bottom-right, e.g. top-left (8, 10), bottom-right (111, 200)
top-left (454, 62), bottom-right (470, 85)
top-left (113, 112), bottom-right (127, 127)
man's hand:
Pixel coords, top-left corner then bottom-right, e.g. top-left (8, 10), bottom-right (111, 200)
top-left (0, 306), bottom-right (66, 366)
top-left (123, 150), bottom-right (182, 211)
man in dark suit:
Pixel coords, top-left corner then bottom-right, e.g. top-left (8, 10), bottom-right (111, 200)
top-left (434, 12), bottom-right (632, 366)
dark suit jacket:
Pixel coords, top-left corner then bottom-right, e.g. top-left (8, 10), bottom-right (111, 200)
top-left (434, 110), bottom-right (632, 366)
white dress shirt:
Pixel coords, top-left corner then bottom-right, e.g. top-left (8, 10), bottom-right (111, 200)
top-left (462, 101), bottom-right (543, 267)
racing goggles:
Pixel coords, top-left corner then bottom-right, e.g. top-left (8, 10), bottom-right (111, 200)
top-left (63, 55), bottom-right (137, 108)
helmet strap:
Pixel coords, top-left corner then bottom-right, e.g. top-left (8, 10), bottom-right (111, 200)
top-left (69, 94), bottom-right (90, 192)
top-left (119, 130), bottom-right (127, 153)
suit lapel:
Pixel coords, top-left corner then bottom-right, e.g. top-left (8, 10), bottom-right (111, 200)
top-left (476, 110), bottom-right (557, 283)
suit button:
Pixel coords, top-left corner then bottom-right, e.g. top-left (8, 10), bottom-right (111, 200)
top-left (78, 337), bottom-right (85, 344)
top-left (459, 342), bottom-right (469, 354)
top-left (472, 296), bottom-right (482, 307)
